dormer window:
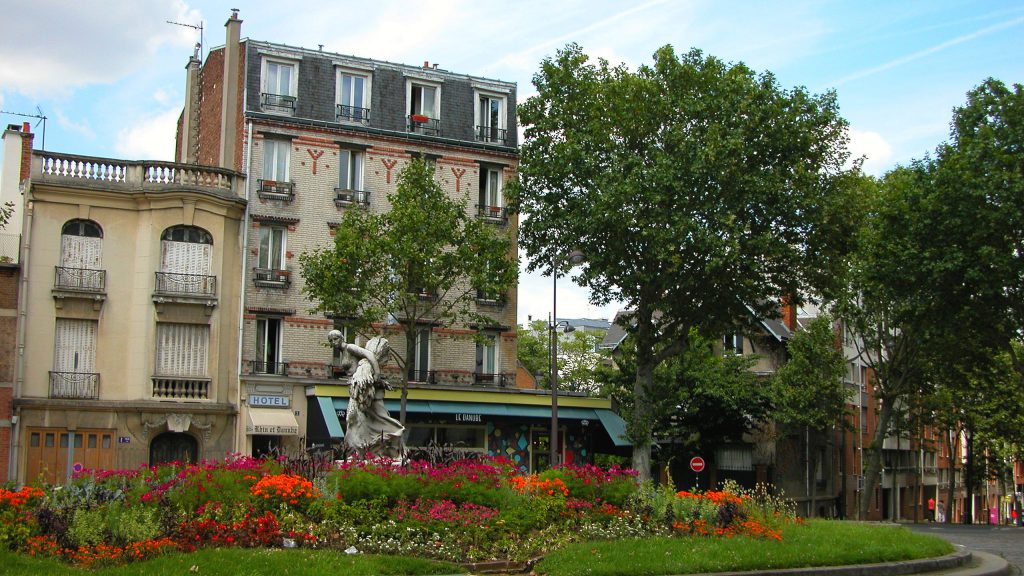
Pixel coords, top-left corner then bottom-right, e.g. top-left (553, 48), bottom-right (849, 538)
top-left (407, 79), bottom-right (441, 136)
top-left (475, 91), bottom-right (507, 144)
top-left (261, 58), bottom-right (298, 114)
top-left (337, 69), bottom-right (371, 123)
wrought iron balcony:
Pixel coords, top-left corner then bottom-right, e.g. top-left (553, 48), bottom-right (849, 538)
top-left (337, 104), bottom-right (370, 123)
top-left (257, 179), bottom-right (295, 201)
top-left (475, 125), bottom-right (508, 145)
top-left (154, 272), bottom-right (217, 297)
top-left (474, 372), bottom-right (512, 387)
top-left (253, 268), bottom-right (291, 288)
top-left (407, 369), bottom-right (437, 384)
top-left (151, 377), bottom-right (210, 400)
top-left (476, 204), bottom-right (508, 224)
top-left (334, 189), bottom-right (370, 207)
top-left (54, 266), bottom-right (106, 292)
top-left (261, 92), bottom-right (296, 113)
top-left (407, 115), bottom-right (441, 136)
top-left (250, 360), bottom-right (289, 376)
top-left (49, 371), bottom-right (100, 399)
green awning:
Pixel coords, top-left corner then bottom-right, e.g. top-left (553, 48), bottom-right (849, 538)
top-left (326, 398), bottom-right (631, 446)
top-left (317, 396), bottom-right (345, 440)
top-left (596, 409), bottom-right (631, 447)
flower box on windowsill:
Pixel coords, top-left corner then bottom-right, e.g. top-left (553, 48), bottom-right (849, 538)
top-left (410, 114), bottom-right (430, 124)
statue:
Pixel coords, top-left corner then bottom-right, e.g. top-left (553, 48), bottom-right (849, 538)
top-left (328, 330), bottom-right (405, 458)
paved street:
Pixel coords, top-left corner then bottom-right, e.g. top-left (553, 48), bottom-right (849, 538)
top-left (908, 523), bottom-right (1023, 574)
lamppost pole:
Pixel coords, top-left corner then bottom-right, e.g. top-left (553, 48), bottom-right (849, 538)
top-left (550, 269), bottom-right (559, 468)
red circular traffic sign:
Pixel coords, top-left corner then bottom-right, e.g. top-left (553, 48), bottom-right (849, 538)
top-left (689, 456), bottom-right (705, 472)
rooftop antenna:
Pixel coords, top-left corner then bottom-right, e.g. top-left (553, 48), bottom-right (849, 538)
top-left (0, 107), bottom-right (47, 150)
top-left (167, 18), bottom-right (204, 63)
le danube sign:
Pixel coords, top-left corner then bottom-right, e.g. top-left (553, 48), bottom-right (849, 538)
top-left (248, 395), bottom-right (290, 408)
top-left (454, 413), bottom-right (482, 423)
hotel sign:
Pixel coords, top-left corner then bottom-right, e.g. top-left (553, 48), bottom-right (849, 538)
top-left (249, 395), bottom-right (290, 408)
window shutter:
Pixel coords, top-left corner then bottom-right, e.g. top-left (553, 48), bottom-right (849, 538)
top-left (54, 319), bottom-right (97, 372)
top-left (61, 235), bottom-right (103, 269)
top-left (155, 323), bottom-right (209, 376)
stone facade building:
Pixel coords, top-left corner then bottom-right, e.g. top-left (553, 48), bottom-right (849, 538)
top-left (0, 124), bottom-right (246, 484)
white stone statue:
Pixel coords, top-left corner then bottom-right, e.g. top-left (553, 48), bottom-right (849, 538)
top-left (328, 330), bottom-right (405, 458)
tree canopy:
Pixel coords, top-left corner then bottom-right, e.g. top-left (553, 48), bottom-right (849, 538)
top-left (513, 44), bottom-right (860, 479)
top-left (300, 159), bottom-right (517, 422)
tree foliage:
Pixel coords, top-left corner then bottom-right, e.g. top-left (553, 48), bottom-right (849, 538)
top-left (771, 314), bottom-right (849, 432)
top-left (517, 320), bottom-right (607, 394)
top-left (300, 159), bottom-right (517, 422)
top-left (513, 44), bottom-right (859, 478)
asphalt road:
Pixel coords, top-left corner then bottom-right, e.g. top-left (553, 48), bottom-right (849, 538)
top-left (907, 523), bottom-right (1023, 574)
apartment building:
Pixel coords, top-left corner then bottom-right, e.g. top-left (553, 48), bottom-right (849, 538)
top-left (178, 12), bottom-right (628, 468)
top-left (0, 123), bottom-right (246, 484)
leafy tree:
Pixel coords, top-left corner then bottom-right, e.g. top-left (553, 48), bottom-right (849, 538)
top-left (0, 201), bottom-right (13, 229)
top-left (300, 159), bottom-right (517, 423)
top-left (513, 44), bottom-right (859, 479)
top-left (771, 314), bottom-right (849, 515)
top-left (517, 320), bottom-right (607, 394)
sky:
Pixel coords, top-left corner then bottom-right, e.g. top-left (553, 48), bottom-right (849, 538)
top-left (1, 0), bottom-right (1022, 326)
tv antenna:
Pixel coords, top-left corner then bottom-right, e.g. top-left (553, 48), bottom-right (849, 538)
top-left (0, 107), bottom-right (48, 150)
top-left (167, 19), bottom-right (204, 63)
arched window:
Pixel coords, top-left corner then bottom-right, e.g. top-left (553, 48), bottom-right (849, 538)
top-left (149, 432), bottom-right (198, 466)
top-left (58, 220), bottom-right (104, 290)
top-left (159, 225), bottom-right (213, 276)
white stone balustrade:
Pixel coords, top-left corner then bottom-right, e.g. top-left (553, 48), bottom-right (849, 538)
top-left (33, 152), bottom-right (243, 196)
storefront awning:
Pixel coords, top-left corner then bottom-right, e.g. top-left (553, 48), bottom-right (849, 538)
top-left (323, 398), bottom-right (631, 446)
top-left (247, 408), bottom-right (300, 436)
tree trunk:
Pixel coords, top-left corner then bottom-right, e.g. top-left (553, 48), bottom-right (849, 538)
top-left (631, 353), bottom-right (654, 482)
top-left (963, 429), bottom-right (974, 524)
top-left (944, 426), bottom-right (958, 524)
top-left (859, 397), bottom-right (894, 519)
top-left (400, 326), bottom-right (416, 427)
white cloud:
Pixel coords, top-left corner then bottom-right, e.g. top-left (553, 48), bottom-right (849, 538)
top-left (114, 108), bottom-right (180, 160)
top-left (516, 265), bottom-right (621, 327)
top-left (53, 109), bottom-right (95, 140)
top-left (0, 0), bottom-right (201, 97)
top-left (847, 128), bottom-right (894, 176)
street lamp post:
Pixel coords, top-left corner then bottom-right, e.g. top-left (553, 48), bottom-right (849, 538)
top-left (549, 250), bottom-right (585, 468)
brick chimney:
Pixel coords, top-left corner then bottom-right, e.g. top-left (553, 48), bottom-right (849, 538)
top-left (179, 51), bottom-right (202, 164)
top-left (219, 9), bottom-right (243, 170)
top-left (781, 295), bottom-right (797, 332)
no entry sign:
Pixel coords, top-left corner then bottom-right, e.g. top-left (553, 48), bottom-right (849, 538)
top-left (689, 456), bottom-right (705, 473)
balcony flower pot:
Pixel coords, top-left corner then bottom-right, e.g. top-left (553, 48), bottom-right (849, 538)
top-left (410, 114), bottom-right (430, 123)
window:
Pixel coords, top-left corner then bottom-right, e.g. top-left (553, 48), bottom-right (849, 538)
top-left (261, 59), bottom-right (297, 112)
top-left (255, 318), bottom-right (283, 374)
top-left (406, 424), bottom-right (486, 452)
top-left (407, 80), bottom-right (440, 134)
top-left (258, 226), bottom-right (286, 271)
top-left (723, 333), bottom-right (743, 355)
top-left (52, 319), bottom-right (99, 399)
top-left (409, 327), bottom-right (431, 382)
top-left (262, 139), bottom-right (290, 183)
top-left (716, 446), bottom-right (753, 471)
top-left (58, 219), bottom-right (104, 290)
top-left (475, 92), bottom-right (506, 143)
top-left (155, 323), bottom-right (209, 377)
top-left (477, 167), bottom-right (504, 220)
top-left (338, 150), bottom-right (364, 191)
top-left (337, 69), bottom-right (370, 122)
top-left (475, 334), bottom-right (498, 383)
top-left (157, 226), bottom-right (214, 296)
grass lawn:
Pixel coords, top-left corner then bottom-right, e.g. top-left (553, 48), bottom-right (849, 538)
top-left (0, 521), bottom-right (953, 576)
top-left (0, 547), bottom-right (464, 576)
top-left (535, 520), bottom-right (956, 576)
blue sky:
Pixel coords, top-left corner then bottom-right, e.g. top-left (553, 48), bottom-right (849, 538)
top-left (2, 0), bottom-right (1021, 325)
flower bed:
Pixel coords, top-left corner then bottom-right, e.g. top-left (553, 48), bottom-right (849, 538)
top-left (0, 454), bottom-right (800, 568)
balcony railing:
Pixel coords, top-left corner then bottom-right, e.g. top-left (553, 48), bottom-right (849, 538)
top-left (253, 268), bottom-right (291, 288)
top-left (407, 115), bottom-right (441, 136)
top-left (49, 371), bottom-right (100, 399)
top-left (152, 377), bottom-right (210, 400)
top-left (475, 125), bottom-right (508, 145)
top-left (154, 272), bottom-right (217, 297)
top-left (334, 188), bottom-right (370, 207)
top-left (407, 287), bottom-right (438, 301)
top-left (476, 204), bottom-right (508, 224)
top-left (407, 369), bottom-right (437, 384)
top-left (34, 153), bottom-right (242, 196)
top-left (474, 372), bottom-right (512, 387)
top-left (261, 92), bottom-right (296, 113)
top-left (54, 266), bottom-right (106, 292)
top-left (337, 104), bottom-right (370, 123)
top-left (250, 360), bottom-right (289, 376)
top-left (257, 179), bottom-right (295, 201)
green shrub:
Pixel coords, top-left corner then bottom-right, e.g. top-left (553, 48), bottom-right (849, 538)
top-left (68, 507), bottom-right (106, 548)
top-left (105, 502), bottom-right (161, 545)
